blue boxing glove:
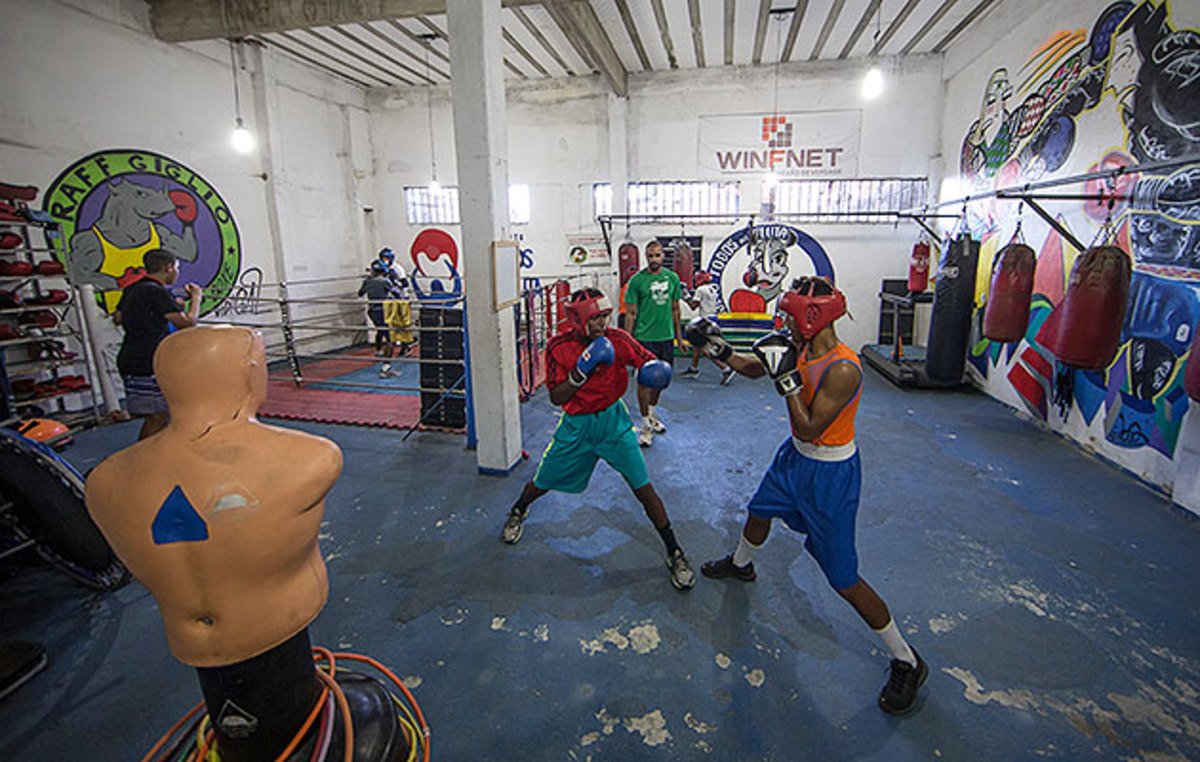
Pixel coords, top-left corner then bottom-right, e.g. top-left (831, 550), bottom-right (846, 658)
top-left (636, 359), bottom-right (672, 390)
top-left (569, 336), bottom-right (615, 386)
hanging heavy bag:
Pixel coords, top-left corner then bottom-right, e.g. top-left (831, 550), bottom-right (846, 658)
top-left (925, 234), bottom-right (980, 383)
top-left (673, 240), bottom-right (694, 291)
top-left (1043, 245), bottom-right (1131, 370)
top-left (1185, 319), bottom-right (1200, 403)
top-left (618, 242), bottom-right (640, 286)
top-left (982, 242), bottom-right (1036, 343)
top-left (907, 241), bottom-right (930, 292)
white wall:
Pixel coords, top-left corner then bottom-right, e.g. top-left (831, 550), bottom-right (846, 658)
top-left (369, 54), bottom-right (945, 351)
top-left (0, 0), bottom-right (374, 388)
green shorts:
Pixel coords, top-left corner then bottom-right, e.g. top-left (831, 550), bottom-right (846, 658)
top-left (533, 400), bottom-right (649, 494)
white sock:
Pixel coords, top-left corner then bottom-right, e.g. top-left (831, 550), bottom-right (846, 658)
top-left (646, 405), bottom-right (657, 421)
top-left (731, 534), bottom-right (761, 567)
top-left (874, 619), bottom-right (917, 666)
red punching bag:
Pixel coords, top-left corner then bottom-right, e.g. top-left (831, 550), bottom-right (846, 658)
top-left (1186, 319), bottom-right (1200, 402)
top-left (1044, 246), bottom-right (1131, 369)
top-left (907, 241), bottom-right (930, 292)
top-left (982, 243), bottom-right (1036, 342)
top-left (618, 242), bottom-right (640, 287)
top-left (673, 240), bottom-right (694, 292)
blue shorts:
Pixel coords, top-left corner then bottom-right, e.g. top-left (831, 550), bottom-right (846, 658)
top-left (533, 400), bottom-right (649, 494)
top-left (123, 375), bottom-right (169, 416)
top-left (747, 439), bottom-right (861, 590)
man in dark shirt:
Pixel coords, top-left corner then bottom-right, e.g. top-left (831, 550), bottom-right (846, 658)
top-left (114, 249), bottom-right (201, 439)
top-left (358, 260), bottom-right (402, 364)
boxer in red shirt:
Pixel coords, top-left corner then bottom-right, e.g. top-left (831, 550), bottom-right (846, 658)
top-left (501, 288), bottom-right (695, 590)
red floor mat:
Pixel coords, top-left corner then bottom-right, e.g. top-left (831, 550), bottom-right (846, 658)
top-left (259, 347), bottom-right (460, 432)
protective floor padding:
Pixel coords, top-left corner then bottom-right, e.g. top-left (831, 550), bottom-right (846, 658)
top-left (258, 346), bottom-right (434, 430)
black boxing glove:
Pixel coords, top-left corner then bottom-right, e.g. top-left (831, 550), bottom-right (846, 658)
top-left (683, 317), bottom-right (733, 363)
top-left (752, 331), bottom-right (802, 397)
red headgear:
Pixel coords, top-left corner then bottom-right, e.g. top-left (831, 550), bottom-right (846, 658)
top-left (693, 271), bottom-right (713, 287)
top-left (565, 290), bottom-right (612, 336)
top-left (778, 277), bottom-right (846, 340)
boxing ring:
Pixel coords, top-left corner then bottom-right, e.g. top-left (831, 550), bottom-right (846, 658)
top-left (184, 271), bottom-right (596, 436)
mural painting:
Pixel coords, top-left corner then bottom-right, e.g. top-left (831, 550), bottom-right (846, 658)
top-left (958, 1), bottom-right (1199, 460)
top-left (42, 150), bottom-right (241, 315)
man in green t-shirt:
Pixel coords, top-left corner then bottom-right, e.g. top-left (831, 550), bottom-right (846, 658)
top-left (625, 240), bottom-right (683, 447)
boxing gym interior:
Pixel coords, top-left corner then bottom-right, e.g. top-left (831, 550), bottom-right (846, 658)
top-left (1, 1), bottom-right (1199, 760)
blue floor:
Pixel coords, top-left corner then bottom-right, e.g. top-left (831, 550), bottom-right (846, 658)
top-left (2, 363), bottom-right (1199, 760)
top-left (307, 355), bottom-right (420, 395)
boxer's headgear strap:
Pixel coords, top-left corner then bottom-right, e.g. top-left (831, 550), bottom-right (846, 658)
top-left (565, 288), bottom-right (612, 336)
top-left (778, 277), bottom-right (846, 340)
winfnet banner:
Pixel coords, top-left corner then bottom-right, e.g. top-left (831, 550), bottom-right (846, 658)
top-left (698, 111), bottom-right (861, 179)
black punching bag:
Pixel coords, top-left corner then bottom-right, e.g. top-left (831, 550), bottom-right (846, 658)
top-left (925, 234), bottom-right (980, 383)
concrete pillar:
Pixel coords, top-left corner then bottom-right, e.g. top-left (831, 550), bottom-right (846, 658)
top-left (607, 94), bottom-right (629, 294)
top-left (446, 0), bottom-right (523, 474)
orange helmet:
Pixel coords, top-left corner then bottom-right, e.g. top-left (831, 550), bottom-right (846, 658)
top-left (16, 418), bottom-right (72, 451)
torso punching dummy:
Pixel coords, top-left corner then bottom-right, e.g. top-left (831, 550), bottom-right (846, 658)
top-left (86, 326), bottom-right (405, 761)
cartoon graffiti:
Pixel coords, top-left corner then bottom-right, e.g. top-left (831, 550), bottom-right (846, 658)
top-left (708, 224), bottom-right (834, 315)
top-left (67, 177), bottom-right (198, 293)
top-left (211, 267), bottom-right (265, 318)
top-left (959, 1), bottom-right (1200, 461)
top-left (42, 149), bottom-right (241, 315)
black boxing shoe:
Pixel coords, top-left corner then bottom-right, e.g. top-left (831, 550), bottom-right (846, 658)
top-left (700, 554), bottom-right (756, 581)
top-left (878, 650), bottom-right (928, 716)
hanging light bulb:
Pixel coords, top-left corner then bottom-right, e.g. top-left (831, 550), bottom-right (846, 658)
top-left (231, 117), bottom-right (255, 153)
top-left (861, 65), bottom-right (884, 100)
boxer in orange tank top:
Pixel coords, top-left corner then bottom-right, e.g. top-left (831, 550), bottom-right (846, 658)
top-left (683, 276), bottom-right (927, 716)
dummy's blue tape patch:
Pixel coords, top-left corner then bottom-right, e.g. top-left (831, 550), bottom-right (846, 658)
top-left (151, 485), bottom-right (209, 545)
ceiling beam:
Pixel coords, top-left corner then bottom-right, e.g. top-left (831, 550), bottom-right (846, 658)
top-left (870, 0), bottom-right (921, 55)
top-left (687, 0), bottom-right (705, 68)
top-left (837, 0), bottom-right (882, 59)
top-left (275, 30), bottom-right (394, 87)
top-left (649, 0), bottom-right (679, 70)
top-left (544, 0), bottom-right (628, 96)
top-left (613, 0), bottom-right (652, 71)
top-left (414, 14), bottom-right (527, 79)
top-left (932, 0), bottom-right (1000, 53)
top-left (255, 35), bottom-right (376, 88)
top-left (329, 26), bottom-right (433, 84)
top-left (150, 0), bottom-right (544, 42)
top-left (503, 27), bottom-right (550, 77)
top-left (900, 0), bottom-right (961, 55)
top-left (723, 0), bottom-right (735, 65)
top-left (751, 0), bottom-right (771, 65)
top-left (357, 22), bottom-right (450, 81)
top-left (809, 0), bottom-right (846, 61)
top-left (304, 27), bottom-right (417, 85)
top-left (511, 6), bottom-right (577, 76)
top-left (781, 0), bottom-right (809, 62)
top-left (384, 19), bottom-right (451, 65)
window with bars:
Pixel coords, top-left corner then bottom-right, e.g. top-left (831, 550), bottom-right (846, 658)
top-left (404, 184), bottom-right (531, 225)
top-left (769, 178), bottom-right (929, 223)
top-left (593, 181), bottom-right (740, 220)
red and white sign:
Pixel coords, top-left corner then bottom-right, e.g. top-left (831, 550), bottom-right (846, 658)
top-left (698, 111), bottom-right (861, 179)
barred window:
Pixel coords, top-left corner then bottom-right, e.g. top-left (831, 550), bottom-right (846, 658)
top-left (593, 181), bottom-right (740, 220)
top-left (404, 184), bottom-right (530, 225)
top-left (769, 178), bottom-right (929, 223)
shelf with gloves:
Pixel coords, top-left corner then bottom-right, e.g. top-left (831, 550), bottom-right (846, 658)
top-left (0, 182), bottom-right (100, 430)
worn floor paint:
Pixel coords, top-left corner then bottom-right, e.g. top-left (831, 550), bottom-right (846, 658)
top-left (1, 368), bottom-right (1198, 760)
